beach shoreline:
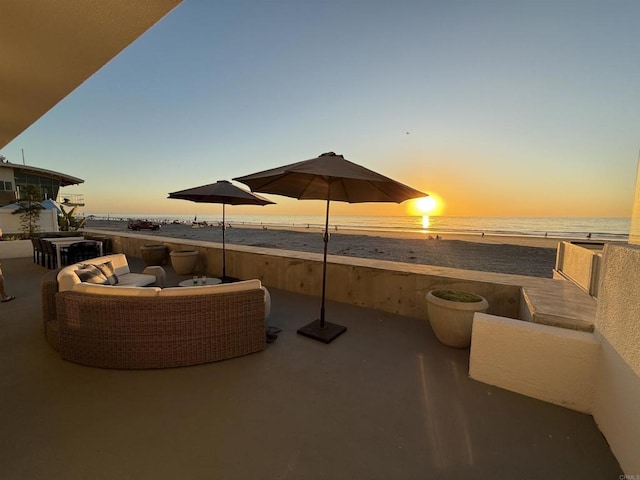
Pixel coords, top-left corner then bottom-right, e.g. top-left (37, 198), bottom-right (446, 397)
top-left (225, 222), bottom-right (580, 249)
top-left (83, 219), bottom-right (600, 278)
top-left (87, 218), bottom-right (581, 247)
top-left (85, 214), bottom-right (630, 241)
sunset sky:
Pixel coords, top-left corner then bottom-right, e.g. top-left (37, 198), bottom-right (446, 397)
top-left (2, 0), bottom-right (639, 218)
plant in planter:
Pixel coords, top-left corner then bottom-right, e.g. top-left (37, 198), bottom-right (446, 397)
top-left (58, 205), bottom-right (86, 231)
top-left (425, 289), bottom-right (489, 348)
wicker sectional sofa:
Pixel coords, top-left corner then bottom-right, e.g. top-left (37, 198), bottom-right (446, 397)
top-left (41, 254), bottom-right (268, 369)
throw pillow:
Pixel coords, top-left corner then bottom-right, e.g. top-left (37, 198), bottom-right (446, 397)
top-left (94, 261), bottom-right (119, 285)
top-left (76, 264), bottom-right (108, 284)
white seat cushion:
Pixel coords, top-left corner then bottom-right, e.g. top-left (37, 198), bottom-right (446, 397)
top-left (73, 283), bottom-right (160, 297)
top-left (116, 272), bottom-right (157, 287)
top-left (158, 279), bottom-right (262, 297)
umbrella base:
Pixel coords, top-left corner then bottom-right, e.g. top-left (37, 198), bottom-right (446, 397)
top-left (297, 319), bottom-right (347, 344)
top-left (221, 276), bottom-right (240, 284)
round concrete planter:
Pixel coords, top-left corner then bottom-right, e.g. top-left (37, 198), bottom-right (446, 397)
top-left (426, 289), bottom-right (489, 348)
top-left (169, 249), bottom-right (199, 275)
top-left (140, 244), bottom-right (167, 266)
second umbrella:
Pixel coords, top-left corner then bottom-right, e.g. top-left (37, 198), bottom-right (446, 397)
top-left (168, 180), bottom-right (274, 281)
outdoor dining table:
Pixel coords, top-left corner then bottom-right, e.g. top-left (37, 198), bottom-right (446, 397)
top-left (43, 237), bottom-right (103, 267)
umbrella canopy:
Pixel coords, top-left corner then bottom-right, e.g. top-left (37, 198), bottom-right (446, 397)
top-left (168, 180), bottom-right (274, 279)
top-left (168, 179), bottom-right (274, 206)
top-left (235, 152), bottom-right (427, 343)
top-left (233, 152), bottom-right (426, 203)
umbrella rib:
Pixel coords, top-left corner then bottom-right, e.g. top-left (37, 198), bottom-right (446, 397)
top-left (374, 182), bottom-right (395, 202)
top-left (250, 175), bottom-right (290, 193)
top-left (368, 180), bottom-right (404, 203)
top-left (302, 173), bottom-right (326, 199)
top-left (337, 177), bottom-right (350, 203)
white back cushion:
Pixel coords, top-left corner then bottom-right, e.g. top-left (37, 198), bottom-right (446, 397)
top-left (57, 253), bottom-right (130, 292)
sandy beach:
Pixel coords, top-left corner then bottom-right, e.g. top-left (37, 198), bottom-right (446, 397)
top-left (84, 219), bottom-right (583, 278)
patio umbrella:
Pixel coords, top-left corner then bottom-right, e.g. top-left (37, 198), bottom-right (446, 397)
top-left (168, 180), bottom-right (275, 280)
top-left (234, 152), bottom-right (427, 343)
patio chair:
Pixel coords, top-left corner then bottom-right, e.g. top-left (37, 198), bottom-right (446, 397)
top-left (65, 241), bottom-right (100, 264)
top-left (84, 234), bottom-right (112, 254)
top-left (40, 239), bottom-right (57, 269)
top-left (30, 237), bottom-right (43, 265)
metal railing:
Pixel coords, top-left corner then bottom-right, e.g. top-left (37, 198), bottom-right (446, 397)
top-left (56, 193), bottom-right (85, 206)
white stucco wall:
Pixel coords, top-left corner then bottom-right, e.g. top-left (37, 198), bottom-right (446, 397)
top-left (592, 244), bottom-right (640, 473)
top-left (0, 239), bottom-right (32, 258)
top-left (0, 209), bottom-right (58, 235)
top-left (630, 158), bottom-right (640, 245)
top-left (593, 333), bottom-right (640, 475)
top-left (596, 244), bottom-right (640, 375)
top-left (469, 313), bottom-right (600, 413)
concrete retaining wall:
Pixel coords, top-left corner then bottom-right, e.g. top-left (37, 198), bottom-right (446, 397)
top-left (92, 229), bottom-right (523, 321)
top-left (469, 313), bottom-right (600, 414)
top-left (554, 241), bottom-right (602, 296)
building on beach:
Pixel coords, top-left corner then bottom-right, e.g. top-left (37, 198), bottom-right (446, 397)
top-left (0, 158), bottom-right (84, 207)
top-left (0, 158), bottom-right (84, 234)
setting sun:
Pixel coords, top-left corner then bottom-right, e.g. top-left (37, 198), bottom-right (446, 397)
top-left (416, 196), bottom-right (437, 214)
top-left (406, 194), bottom-right (444, 216)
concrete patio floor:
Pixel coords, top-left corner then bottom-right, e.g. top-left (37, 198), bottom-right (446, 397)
top-left (0, 256), bottom-right (622, 479)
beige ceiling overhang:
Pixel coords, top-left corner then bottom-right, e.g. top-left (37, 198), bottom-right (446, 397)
top-left (0, 0), bottom-right (183, 149)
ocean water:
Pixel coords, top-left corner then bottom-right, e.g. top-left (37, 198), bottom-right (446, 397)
top-left (86, 213), bottom-right (630, 242)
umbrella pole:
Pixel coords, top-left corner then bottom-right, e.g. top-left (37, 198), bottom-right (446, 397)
top-left (222, 204), bottom-right (226, 279)
top-left (320, 196), bottom-right (330, 327)
top-left (296, 189), bottom-right (347, 344)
